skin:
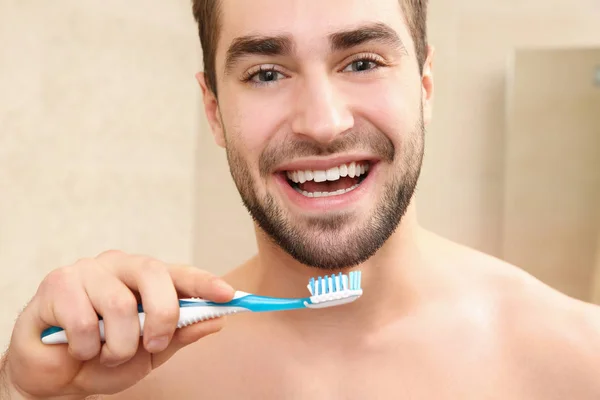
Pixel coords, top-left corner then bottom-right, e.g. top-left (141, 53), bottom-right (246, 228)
top-left (2, 0), bottom-right (600, 399)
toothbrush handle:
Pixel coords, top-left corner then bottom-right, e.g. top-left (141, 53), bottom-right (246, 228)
top-left (41, 304), bottom-right (249, 345)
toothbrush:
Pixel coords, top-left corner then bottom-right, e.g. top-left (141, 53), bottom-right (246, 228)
top-left (41, 270), bottom-right (363, 344)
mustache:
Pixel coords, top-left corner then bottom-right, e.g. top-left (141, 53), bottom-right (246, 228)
top-left (259, 128), bottom-right (395, 176)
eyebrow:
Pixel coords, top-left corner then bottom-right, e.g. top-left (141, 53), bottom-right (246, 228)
top-left (329, 22), bottom-right (407, 54)
top-left (224, 22), bottom-right (406, 74)
top-left (224, 35), bottom-right (294, 74)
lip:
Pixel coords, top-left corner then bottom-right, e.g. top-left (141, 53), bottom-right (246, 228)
top-left (275, 154), bottom-right (379, 172)
top-left (273, 161), bottom-right (380, 213)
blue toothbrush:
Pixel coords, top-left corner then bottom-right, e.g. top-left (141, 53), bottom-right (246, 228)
top-left (41, 270), bottom-right (363, 344)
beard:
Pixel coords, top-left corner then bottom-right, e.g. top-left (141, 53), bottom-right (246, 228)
top-left (224, 117), bottom-right (425, 271)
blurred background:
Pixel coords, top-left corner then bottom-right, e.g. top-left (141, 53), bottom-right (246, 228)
top-left (1, 0), bottom-right (599, 349)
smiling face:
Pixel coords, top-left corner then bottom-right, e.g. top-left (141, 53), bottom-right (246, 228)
top-left (199, 0), bottom-right (434, 270)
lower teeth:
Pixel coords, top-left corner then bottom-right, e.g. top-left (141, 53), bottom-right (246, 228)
top-left (294, 183), bottom-right (361, 198)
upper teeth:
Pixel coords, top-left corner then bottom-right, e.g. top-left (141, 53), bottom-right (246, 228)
top-left (286, 162), bottom-right (369, 184)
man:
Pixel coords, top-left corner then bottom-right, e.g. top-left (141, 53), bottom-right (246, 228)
top-left (1, 0), bottom-right (600, 398)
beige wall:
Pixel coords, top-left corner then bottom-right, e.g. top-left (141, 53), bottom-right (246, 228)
top-left (503, 48), bottom-right (600, 301)
top-left (0, 1), bottom-right (202, 348)
top-left (593, 228), bottom-right (600, 304)
top-left (1, 1), bottom-right (600, 349)
top-left (416, 1), bottom-right (600, 257)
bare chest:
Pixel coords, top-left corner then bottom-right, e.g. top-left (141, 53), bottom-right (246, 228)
top-left (153, 343), bottom-right (545, 400)
top-left (140, 312), bottom-right (600, 400)
top-left (163, 354), bottom-right (600, 400)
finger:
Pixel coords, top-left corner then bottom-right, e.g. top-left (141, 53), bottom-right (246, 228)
top-left (112, 258), bottom-right (180, 354)
top-left (167, 264), bottom-right (235, 302)
top-left (37, 267), bottom-right (102, 361)
top-left (150, 317), bottom-right (226, 370)
top-left (9, 268), bottom-right (99, 388)
top-left (84, 270), bottom-right (141, 367)
top-left (9, 295), bottom-right (83, 393)
top-left (52, 283), bottom-right (102, 361)
top-left (97, 252), bottom-right (235, 302)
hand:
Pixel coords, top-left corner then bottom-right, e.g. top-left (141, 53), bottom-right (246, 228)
top-left (1, 250), bottom-right (235, 399)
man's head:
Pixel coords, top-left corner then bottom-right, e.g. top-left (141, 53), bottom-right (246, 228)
top-left (192, 0), bottom-right (434, 270)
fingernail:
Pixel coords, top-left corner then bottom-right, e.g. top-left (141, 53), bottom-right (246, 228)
top-left (215, 279), bottom-right (234, 295)
top-left (146, 335), bottom-right (169, 353)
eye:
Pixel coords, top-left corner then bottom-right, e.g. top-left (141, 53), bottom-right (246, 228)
top-left (341, 56), bottom-right (385, 73)
top-left (244, 67), bottom-right (286, 85)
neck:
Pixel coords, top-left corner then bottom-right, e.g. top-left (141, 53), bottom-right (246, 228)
top-left (249, 201), bottom-right (431, 336)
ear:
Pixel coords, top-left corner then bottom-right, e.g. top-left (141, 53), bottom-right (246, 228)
top-left (196, 72), bottom-right (226, 148)
top-left (421, 45), bottom-right (435, 127)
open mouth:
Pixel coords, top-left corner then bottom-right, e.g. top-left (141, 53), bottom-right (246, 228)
top-left (283, 161), bottom-right (372, 198)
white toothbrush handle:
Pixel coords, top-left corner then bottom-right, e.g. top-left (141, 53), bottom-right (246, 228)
top-left (41, 305), bottom-right (250, 345)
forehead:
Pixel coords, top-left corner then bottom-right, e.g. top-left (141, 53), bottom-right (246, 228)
top-left (215, 0), bottom-right (412, 60)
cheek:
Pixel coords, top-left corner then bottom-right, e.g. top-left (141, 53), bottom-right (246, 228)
top-left (347, 75), bottom-right (420, 146)
top-left (223, 89), bottom-right (288, 156)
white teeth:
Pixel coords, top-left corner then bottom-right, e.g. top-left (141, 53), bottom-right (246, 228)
top-left (294, 183), bottom-right (361, 198)
top-left (286, 161), bottom-right (369, 184)
top-left (313, 171), bottom-right (327, 183)
top-left (297, 170), bottom-right (306, 184)
top-left (348, 162), bottom-right (356, 178)
top-left (339, 164), bottom-right (348, 177)
top-left (326, 167), bottom-right (340, 181)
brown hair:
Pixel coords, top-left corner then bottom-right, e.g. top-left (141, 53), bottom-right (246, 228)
top-left (192, 0), bottom-right (428, 96)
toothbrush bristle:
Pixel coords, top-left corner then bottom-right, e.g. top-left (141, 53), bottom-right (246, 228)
top-left (307, 271), bottom-right (362, 296)
top-left (304, 270), bottom-right (363, 308)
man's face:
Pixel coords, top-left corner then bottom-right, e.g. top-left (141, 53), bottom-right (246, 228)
top-left (201, 0), bottom-right (433, 270)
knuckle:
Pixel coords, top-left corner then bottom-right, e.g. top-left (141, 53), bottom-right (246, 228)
top-left (139, 257), bottom-right (168, 275)
top-left (105, 292), bottom-right (137, 316)
top-left (42, 267), bottom-right (75, 292)
top-left (69, 342), bottom-right (100, 361)
top-left (105, 344), bottom-right (137, 363)
top-left (69, 315), bottom-right (100, 336)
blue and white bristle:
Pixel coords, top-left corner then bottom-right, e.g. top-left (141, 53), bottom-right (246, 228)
top-left (308, 271), bottom-right (362, 296)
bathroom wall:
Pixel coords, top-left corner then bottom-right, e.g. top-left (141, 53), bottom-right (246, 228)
top-left (0, 0), bottom-right (202, 348)
top-left (1, 0), bottom-right (600, 349)
top-left (593, 229), bottom-right (600, 304)
top-left (503, 48), bottom-right (600, 301)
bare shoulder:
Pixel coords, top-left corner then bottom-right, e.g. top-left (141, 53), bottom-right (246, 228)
top-left (429, 231), bottom-right (600, 392)
top-left (439, 231), bottom-right (600, 340)
top-left (490, 258), bottom-right (600, 395)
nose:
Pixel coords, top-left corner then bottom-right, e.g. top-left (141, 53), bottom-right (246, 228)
top-left (290, 76), bottom-right (354, 144)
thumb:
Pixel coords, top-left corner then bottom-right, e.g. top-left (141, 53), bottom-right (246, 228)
top-left (150, 317), bottom-right (226, 369)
